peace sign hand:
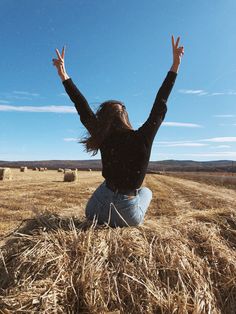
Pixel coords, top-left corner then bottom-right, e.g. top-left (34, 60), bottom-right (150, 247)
top-left (171, 35), bottom-right (184, 66)
top-left (170, 35), bottom-right (184, 73)
top-left (52, 46), bottom-right (69, 81)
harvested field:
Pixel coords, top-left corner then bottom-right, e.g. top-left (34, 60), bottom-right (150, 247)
top-left (166, 171), bottom-right (236, 190)
top-left (0, 169), bottom-right (236, 313)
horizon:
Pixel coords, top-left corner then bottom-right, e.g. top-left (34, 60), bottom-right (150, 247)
top-left (0, 158), bottom-right (235, 163)
top-left (1, 1), bottom-right (236, 162)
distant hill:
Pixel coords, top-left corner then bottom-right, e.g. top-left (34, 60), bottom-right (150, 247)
top-left (0, 159), bottom-right (235, 172)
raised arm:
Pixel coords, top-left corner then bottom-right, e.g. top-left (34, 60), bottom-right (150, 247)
top-left (137, 35), bottom-right (184, 144)
top-left (52, 47), bottom-right (97, 134)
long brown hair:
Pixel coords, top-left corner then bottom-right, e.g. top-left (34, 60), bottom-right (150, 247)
top-left (81, 100), bottom-right (133, 156)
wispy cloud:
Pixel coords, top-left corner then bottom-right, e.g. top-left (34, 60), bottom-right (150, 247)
top-left (178, 89), bottom-right (205, 95)
top-left (0, 100), bottom-right (10, 104)
top-left (210, 145), bottom-right (231, 149)
top-left (63, 138), bottom-right (79, 142)
top-left (162, 122), bottom-right (203, 128)
top-left (0, 105), bottom-right (76, 113)
top-left (13, 91), bottom-right (40, 97)
top-left (214, 114), bottom-right (235, 118)
top-left (8, 95), bottom-right (32, 100)
top-left (202, 137), bottom-right (236, 143)
top-left (179, 89), bottom-right (236, 97)
top-left (156, 142), bottom-right (208, 147)
top-left (154, 140), bottom-right (208, 147)
top-left (211, 92), bottom-right (224, 96)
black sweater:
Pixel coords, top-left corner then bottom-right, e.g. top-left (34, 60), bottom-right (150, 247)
top-left (63, 71), bottom-right (177, 190)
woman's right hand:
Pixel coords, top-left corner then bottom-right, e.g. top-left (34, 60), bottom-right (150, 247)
top-left (170, 36), bottom-right (184, 73)
top-left (52, 46), bottom-right (70, 81)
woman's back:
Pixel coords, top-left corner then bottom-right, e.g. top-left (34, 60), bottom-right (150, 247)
top-left (101, 129), bottom-right (149, 190)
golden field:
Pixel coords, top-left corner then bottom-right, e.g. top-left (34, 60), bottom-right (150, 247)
top-left (0, 169), bottom-right (236, 313)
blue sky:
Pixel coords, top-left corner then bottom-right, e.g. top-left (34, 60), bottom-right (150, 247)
top-left (0, 0), bottom-right (236, 161)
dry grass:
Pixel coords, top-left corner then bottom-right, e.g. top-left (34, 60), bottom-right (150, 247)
top-left (0, 169), bottom-right (236, 313)
top-left (166, 172), bottom-right (236, 190)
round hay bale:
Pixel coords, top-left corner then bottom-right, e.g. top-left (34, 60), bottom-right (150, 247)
top-left (64, 170), bottom-right (78, 182)
top-left (20, 166), bottom-right (27, 172)
top-left (0, 168), bottom-right (13, 181)
top-left (58, 168), bottom-right (64, 172)
top-left (39, 168), bottom-right (45, 172)
top-left (64, 168), bottom-right (71, 173)
top-left (33, 167), bottom-right (39, 171)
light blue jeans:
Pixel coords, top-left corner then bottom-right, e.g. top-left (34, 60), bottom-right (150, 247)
top-left (85, 181), bottom-right (152, 227)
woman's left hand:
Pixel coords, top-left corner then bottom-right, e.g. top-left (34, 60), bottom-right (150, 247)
top-left (52, 46), bottom-right (69, 81)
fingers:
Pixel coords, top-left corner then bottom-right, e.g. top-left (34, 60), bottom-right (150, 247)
top-left (172, 35), bottom-right (181, 49)
top-left (175, 36), bottom-right (180, 48)
top-left (179, 46), bottom-right (184, 54)
top-left (52, 58), bottom-right (63, 67)
top-left (171, 35), bottom-right (175, 49)
top-left (61, 46), bottom-right (66, 59)
top-left (55, 48), bottom-right (63, 61)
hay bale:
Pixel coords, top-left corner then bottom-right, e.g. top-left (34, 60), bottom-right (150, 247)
top-left (64, 168), bottom-right (71, 173)
top-left (1, 211), bottom-right (236, 313)
top-left (58, 168), bottom-right (64, 172)
top-left (39, 168), bottom-right (45, 172)
top-left (20, 166), bottom-right (27, 172)
top-left (0, 168), bottom-right (13, 181)
top-left (88, 168), bottom-right (92, 172)
top-left (33, 167), bottom-right (39, 171)
top-left (64, 170), bottom-right (78, 182)
top-left (44, 168), bottom-right (48, 171)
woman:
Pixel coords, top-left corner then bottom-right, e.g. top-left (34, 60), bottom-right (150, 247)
top-left (53, 36), bottom-right (184, 227)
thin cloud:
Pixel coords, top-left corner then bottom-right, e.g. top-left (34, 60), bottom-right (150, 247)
top-left (210, 145), bottom-right (231, 149)
top-left (0, 100), bottom-right (10, 104)
top-left (179, 89), bottom-right (236, 97)
top-left (156, 142), bottom-right (207, 147)
top-left (211, 92), bottom-right (224, 96)
top-left (0, 105), bottom-right (76, 113)
top-left (162, 122), bottom-right (202, 128)
top-left (214, 114), bottom-right (235, 118)
top-left (154, 140), bottom-right (208, 147)
top-left (13, 91), bottom-right (40, 97)
top-left (10, 95), bottom-right (32, 100)
top-left (202, 137), bottom-right (236, 143)
top-left (178, 89), bottom-right (205, 95)
top-left (63, 138), bottom-right (79, 142)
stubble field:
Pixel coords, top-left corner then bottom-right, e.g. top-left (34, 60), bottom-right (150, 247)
top-left (0, 169), bottom-right (236, 313)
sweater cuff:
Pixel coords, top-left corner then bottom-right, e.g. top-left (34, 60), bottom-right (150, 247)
top-left (168, 71), bottom-right (178, 78)
top-left (62, 78), bottom-right (72, 86)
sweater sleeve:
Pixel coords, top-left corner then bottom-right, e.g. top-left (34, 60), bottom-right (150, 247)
top-left (137, 71), bottom-right (177, 145)
top-left (62, 78), bottom-right (97, 134)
